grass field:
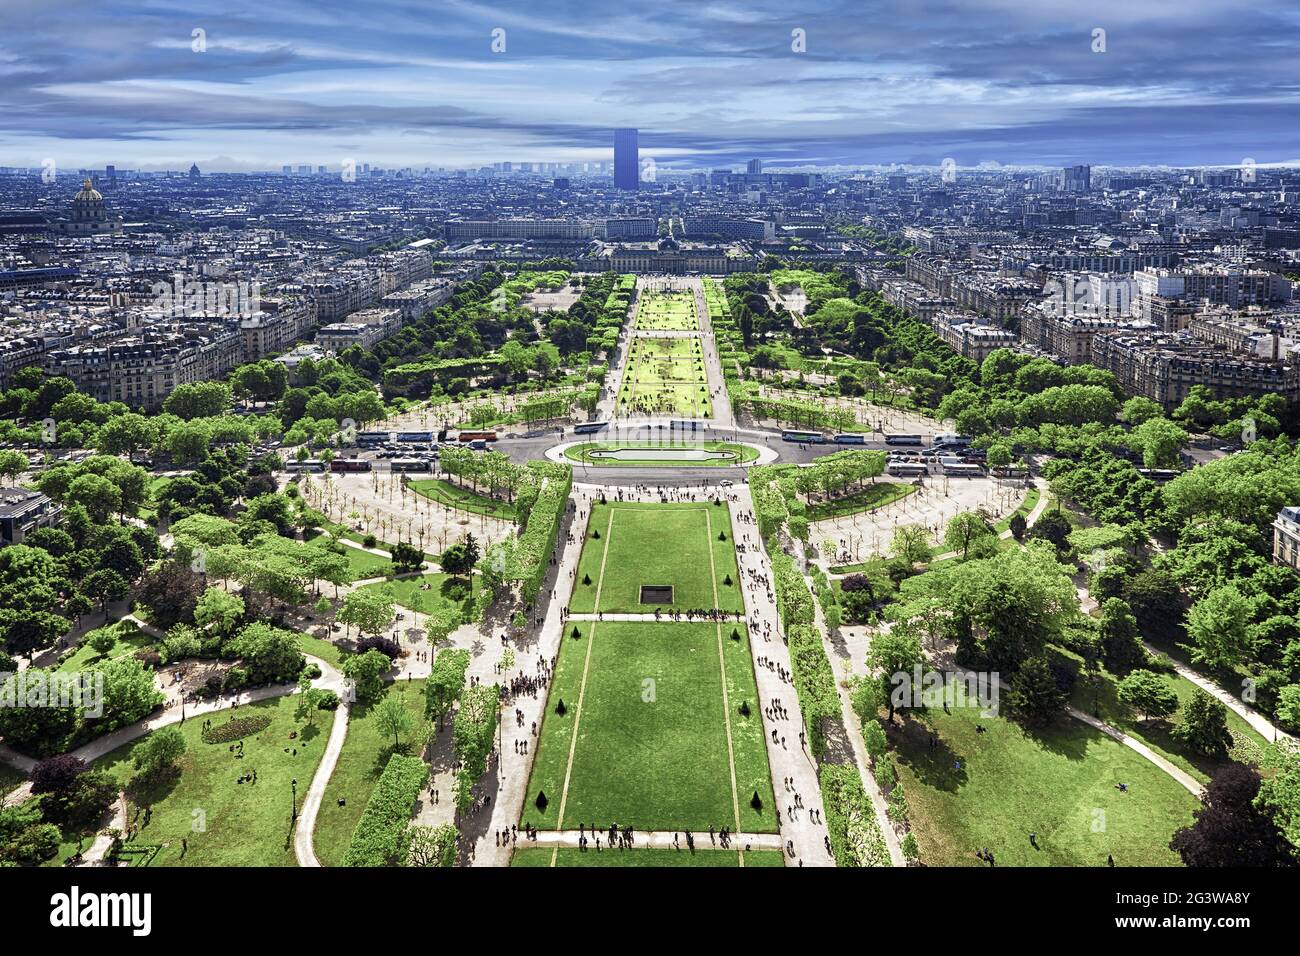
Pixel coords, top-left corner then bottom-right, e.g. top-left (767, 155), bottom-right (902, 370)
top-left (633, 291), bottom-right (699, 332)
top-left (888, 684), bottom-right (1198, 867)
top-left (57, 621), bottom-right (154, 673)
top-left (408, 477), bottom-right (518, 521)
top-left (569, 502), bottom-right (744, 614)
top-left (314, 680), bottom-right (427, 867)
top-left (340, 544), bottom-right (394, 582)
top-left (510, 847), bottom-right (784, 866)
top-left (563, 440), bottom-right (759, 468)
top-left (94, 696), bottom-right (336, 867)
top-left (355, 571), bottom-right (474, 616)
top-left (805, 481), bottom-right (916, 522)
top-left (521, 621), bottom-right (776, 834)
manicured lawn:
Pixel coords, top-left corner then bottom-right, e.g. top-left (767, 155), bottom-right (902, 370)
top-left (569, 502), bottom-right (744, 614)
top-left (888, 683), bottom-right (1198, 867)
top-left (298, 633), bottom-right (345, 669)
top-left (355, 572), bottom-right (474, 615)
top-left (341, 544), bottom-right (395, 582)
top-left (94, 695), bottom-right (336, 867)
top-left (564, 440), bottom-right (759, 468)
top-left (1048, 645), bottom-right (1269, 785)
top-left (633, 291), bottom-right (699, 332)
top-left (57, 621), bottom-right (153, 673)
top-left (521, 621), bottom-right (776, 834)
top-left (510, 847), bottom-right (784, 867)
top-left (805, 481), bottom-right (916, 522)
top-left (408, 477), bottom-right (518, 521)
top-left (314, 680), bottom-right (427, 868)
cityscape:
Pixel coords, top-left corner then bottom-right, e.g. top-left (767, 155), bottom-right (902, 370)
top-left (0, 0), bottom-right (1296, 927)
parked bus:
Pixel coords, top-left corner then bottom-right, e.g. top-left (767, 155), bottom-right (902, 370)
top-left (781, 430), bottom-right (826, 444)
top-left (285, 459), bottom-right (325, 473)
top-left (833, 433), bottom-right (867, 445)
top-left (884, 434), bottom-right (923, 446)
top-left (356, 431), bottom-right (391, 446)
top-left (330, 458), bottom-right (373, 473)
top-left (933, 434), bottom-right (972, 448)
top-left (886, 461), bottom-right (928, 477)
top-left (573, 420), bottom-right (610, 435)
top-left (942, 463), bottom-right (984, 478)
top-left (670, 419), bottom-right (700, 431)
top-left (396, 431), bottom-right (435, 443)
top-left (390, 458), bottom-right (432, 473)
top-left (455, 430), bottom-right (498, 443)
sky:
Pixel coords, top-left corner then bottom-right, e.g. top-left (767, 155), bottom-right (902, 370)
top-left (0, 0), bottom-right (1298, 173)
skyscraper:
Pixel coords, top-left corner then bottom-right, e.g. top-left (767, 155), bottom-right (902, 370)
top-left (613, 128), bottom-right (639, 190)
top-left (747, 158), bottom-right (763, 175)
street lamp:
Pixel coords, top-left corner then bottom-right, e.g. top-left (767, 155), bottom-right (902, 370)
top-left (291, 778), bottom-right (298, 823)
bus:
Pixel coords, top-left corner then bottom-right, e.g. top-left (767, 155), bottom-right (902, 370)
top-left (885, 433), bottom-right (923, 446)
top-left (886, 461), bottom-right (928, 477)
top-left (933, 434), bottom-right (972, 448)
top-left (455, 430), bottom-right (498, 443)
top-left (356, 431), bottom-right (391, 446)
top-left (942, 463), bottom-right (984, 478)
top-left (285, 459), bottom-right (325, 473)
top-left (781, 430), bottom-right (826, 444)
top-left (390, 458), bottom-right (432, 473)
top-left (671, 419), bottom-right (700, 431)
top-left (396, 431), bottom-right (435, 443)
top-left (330, 458), bottom-right (372, 473)
top-left (833, 433), bottom-right (867, 445)
top-left (573, 420), bottom-right (610, 435)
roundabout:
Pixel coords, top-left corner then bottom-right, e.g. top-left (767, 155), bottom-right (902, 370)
top-left (548, 436), bottom-right (775, 468)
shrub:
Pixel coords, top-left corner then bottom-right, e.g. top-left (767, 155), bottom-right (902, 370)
top-left (343, 754), bottom-right (430, 866)
top-left (201, 714), bottom-right (272, 744)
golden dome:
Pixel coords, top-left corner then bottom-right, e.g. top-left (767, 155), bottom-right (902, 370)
top-left (74, 178), bottom-right (102, 202)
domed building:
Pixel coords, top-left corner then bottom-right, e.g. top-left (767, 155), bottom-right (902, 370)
top-left (52, 177), bottom-right (121, 236)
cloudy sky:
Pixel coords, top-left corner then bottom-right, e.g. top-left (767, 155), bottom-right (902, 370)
top-left (0, 0), bottom-right (1297, 172)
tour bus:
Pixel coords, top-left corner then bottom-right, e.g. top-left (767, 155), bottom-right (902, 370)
top-left (886, 461), bottom-right (928, 477)
top-left (1137, 468), bottom-right (1180, 483)
top-left (329, 458), bottom-right (373, 473)
top-left (390, 458), bottom-right (433, 473)
top-left (285, 459), bottom-right (325, 473)
top-left (455, 430), bottom-right (498, 443)
top-left (781, 430), bottom-right (826, 444)
top-left (356, 431), bottom-right (391, 446)
top-left (573, 420), bottom-right (610, 435)
top-left (833, 433), bottom-right (867, 445)
top-left (396, 431), bottom-right (435, 443)
top-left (933, 434), bottom-right (973, 448)
top-left (884, 433), bottom-right (924, 446)
top-left (942, 462), bottom-right (984, 478)
top-left (670, 419), bottom-right (700, 431)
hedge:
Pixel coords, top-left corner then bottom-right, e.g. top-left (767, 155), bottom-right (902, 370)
top-left (820, 763), bottom-right (890, 867)
top-left (342, 753), bottom-right (430, 867)
top-left (512, 461), bottom-right (572, 603)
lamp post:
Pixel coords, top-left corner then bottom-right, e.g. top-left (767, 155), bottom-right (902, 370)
top-left (291, 778), bottom-right (298, 823)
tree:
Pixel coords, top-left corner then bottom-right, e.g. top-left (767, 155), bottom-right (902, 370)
top-left (1128, 417), bottom-right (1188, 470)
top-left (338, 589), bottom-right (396, 640)
top-left (390, 542), bottom-right (423, 574)
top-left (0, 449), bottom-right (28, 481)
top-left (1027, 508), bottom-right (1071, 552)
top-left (865, 629), bottom-right (923, 722)
top-left (943, 512), bottom-right (997, 561)
top-left (1174, 690), bottom-right (1233, 758)
top-left (1276, 685), bottom-right (1300, 735)
top-left (132, 726), bottom-right (186, 779)
top-left (1170, 764), bottom-right (1295, 867)
top-left (1116, 669), bottom-right (1179, 722)
top-left (375, 694), bottom-right (415, 751)
top-left (439, 534), bottom-right (480, 580)
top-left (426, 648), bottom-right (470, 727)
top-left (1186, 585), bottom-right (1253, 671)
top-left (1099, 598), bottom-right (1146, 674)
top-left (85, 626), bottom-right (118, 657)
top-left (343, 648), bottom-right (391, 703)
top-left (194, 587), bottom-right (245, 640)
top-left (404, 822), bottom-right (458, 867)
top-left (295, 673), bottom-right (326, 726)
top-left (135, 561), bottom-right (204, 628)
top-left (1006, 656), bottom-right (1066, 727)
top-left (890, 525), bottom-right (931, 566)
top-left (30, 755), bottom-right (88, 795)
top-left (226, 622), bottom-right (304, 683)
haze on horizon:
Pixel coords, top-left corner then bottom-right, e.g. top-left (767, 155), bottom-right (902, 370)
top-left (0, 0), bottom-right (1297, 173)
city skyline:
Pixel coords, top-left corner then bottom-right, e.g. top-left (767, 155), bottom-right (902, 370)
top-left (1, 0), bottom-right (1298, 172)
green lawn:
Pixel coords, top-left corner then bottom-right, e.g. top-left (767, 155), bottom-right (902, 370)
top-left (888, 684), bottom-right (1198, 867)
top-left (93, 695), bottom-right (336, 866)
top-left (298, 633), bottom-right (345, 669)
top-left (314, 680), bottom-right (428, 868)
top-left (564, 440), bottom-right (759, 468)
top-left (57, 621), bottom-right (154, 673)
top-left (993, 486), bottom-right (1041, 534)
top-left (521, 621), bottom-right (776, 834)
top-left (510, 847), bottom-right (784, 866)
top-left (341, 544), bottom-right (394, 582)
top-left (1048, 645), bottom-right (1269, 786)
top-left (633, 291), bottom-right (699, 332)
top-left (569, 502), bottom-right (743, 615)
top-left (355, 572), bottom-right (475, 615)
top-left (805, 481), bottom-right (916, 522)
top-left (408, 477), bottom-right (518, 521)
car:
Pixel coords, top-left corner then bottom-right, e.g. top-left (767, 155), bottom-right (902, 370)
top-left (719, 479), bottom-right (734, 487)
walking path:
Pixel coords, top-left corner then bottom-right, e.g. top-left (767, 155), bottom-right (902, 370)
top-left (294, 695), bottom-right (353, 867)
top-left (729, 486), bottom-right (834, 866)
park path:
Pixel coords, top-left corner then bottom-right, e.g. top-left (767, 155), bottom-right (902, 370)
top-left (293, 694), bottom-right (352, 867)
top-left (729, 486), bottom-right (834, 866)
top-left (693, 277), bottom-right (735, 428)
top-left (518, 829), bottom-right (781, 851)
